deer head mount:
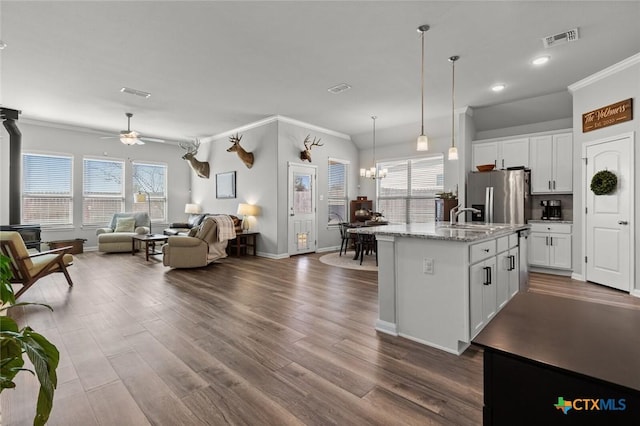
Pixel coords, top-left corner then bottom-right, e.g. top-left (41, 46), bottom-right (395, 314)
top-left (227, 133), bottom-right (254, 169)
top-left (179, 139), bottom-right (210, 179)
top-left (300, 134), bottom-right (323, 162)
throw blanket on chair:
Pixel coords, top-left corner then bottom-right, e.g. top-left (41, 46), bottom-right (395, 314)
top-left (210, 215), bottom-right (236, 241)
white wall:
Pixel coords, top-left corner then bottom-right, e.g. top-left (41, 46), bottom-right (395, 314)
top-left (191, 117), bottom-right (359, 257)
top-left (0, 120), bottom-right (191, 249)
top-left (569, 54), bottom-right (640, 293)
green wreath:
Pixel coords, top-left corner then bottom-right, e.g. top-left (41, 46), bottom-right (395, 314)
top-left (590, 170), bottom-right (617, 195)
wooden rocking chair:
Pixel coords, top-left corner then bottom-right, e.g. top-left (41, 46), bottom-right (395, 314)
top-left (0, 231), bottom-right (74, 299)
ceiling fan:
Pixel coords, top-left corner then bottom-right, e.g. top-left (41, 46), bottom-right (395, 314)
top-left (101, 112), bottom-right (165, 145)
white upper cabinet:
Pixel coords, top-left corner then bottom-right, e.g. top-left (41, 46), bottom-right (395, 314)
top-left (530, 132), bottom-right (573, 194)
top-left (472, 138), bottom-right (529, 170)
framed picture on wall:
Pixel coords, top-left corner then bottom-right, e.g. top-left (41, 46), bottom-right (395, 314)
top-left (216, 171), bottom-right (236, 199)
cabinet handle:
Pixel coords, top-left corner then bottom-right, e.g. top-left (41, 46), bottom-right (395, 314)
top-left (508, 255), bottom-right (515, 271)
top-left (546, 236), bottom-right (549, 245)
top-left (548, 180), bottom-right (551, 190)
top-left (550, 236), bottom-right (553, 246)
top-left (553, 180), bottom-right (556, 190)
top-left (483, 248), bottom-right (490, 253)
top-left (483, 266), bottom-right (492, 285)
top-left (501, 159), bottom-right (504, 169)
top-left (618, 221), bottom-right (629, 225)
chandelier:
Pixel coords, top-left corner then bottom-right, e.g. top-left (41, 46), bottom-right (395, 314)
top-left (360, 116), bottom-right (387, 179)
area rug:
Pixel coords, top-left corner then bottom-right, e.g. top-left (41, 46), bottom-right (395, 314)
top-left (318, 251), bottom-right (378, 272)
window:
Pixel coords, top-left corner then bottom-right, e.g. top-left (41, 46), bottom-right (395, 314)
top-left (377, 155), bottom-right (444, 224)
top-left (22, 153), bottom-right (73, 226)
top-left (132, 161), bottom-right (167, 222)
top-left (327, 158), bottom-right (349, 225)
top-left (83, 158), bottom-right (124, 225)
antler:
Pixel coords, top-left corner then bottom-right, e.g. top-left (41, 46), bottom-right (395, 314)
top-left (229, 133), bottom-right (243, 144)
top-left (179, 139), bottom-right (200, 154)
top-left (303, 134), bottom-right (323, 150)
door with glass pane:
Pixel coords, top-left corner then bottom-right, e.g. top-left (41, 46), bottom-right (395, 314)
top-left (288, 163), bottom-right (317, 255)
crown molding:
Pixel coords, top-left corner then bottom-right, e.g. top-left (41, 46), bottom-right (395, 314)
top-left (568, 52), bottom-right (640, 93)
top-left (209, 115), bottom-right (351, 142)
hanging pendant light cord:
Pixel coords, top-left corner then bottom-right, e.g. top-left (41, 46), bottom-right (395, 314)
top-left (372, 116), bottom-right (377, 177)
top-left (420, 31), bottom-right (425, 135)
top-left (451, 58), bottom-right (455, 147)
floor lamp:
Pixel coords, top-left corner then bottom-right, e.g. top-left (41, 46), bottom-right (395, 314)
top-left (134, 191), bottom-right (152, 234)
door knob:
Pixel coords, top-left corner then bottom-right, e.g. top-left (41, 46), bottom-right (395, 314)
top-left (618, 221), bottom-right (629, 225)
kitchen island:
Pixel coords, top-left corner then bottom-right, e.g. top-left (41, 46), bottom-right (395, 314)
top-left (353, 222), bottom-right (528, 355)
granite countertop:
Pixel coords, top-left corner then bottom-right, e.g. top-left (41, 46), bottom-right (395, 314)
top-left (528, 219), bottom-right (573, 224)
top-left (348, 222), bottom-right (529, 242)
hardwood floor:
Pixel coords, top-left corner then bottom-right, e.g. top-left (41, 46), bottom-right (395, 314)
top-left (2, 251), bottom-right (638, 425)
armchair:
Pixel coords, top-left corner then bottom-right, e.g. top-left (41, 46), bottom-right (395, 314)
top-left (162, 216), bottom-right (234, 268)
top-left (0, 231), bottom-right (74, 299)
top-left (96, 212), bottom-right (150, 253)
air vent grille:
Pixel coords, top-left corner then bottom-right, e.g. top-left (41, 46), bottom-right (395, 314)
top-left (327, 83), bottom-right (352, 94)
top-left (120, 87), bottom-right (151, 98)
top-left (542, 28), bottom-right (579, 48)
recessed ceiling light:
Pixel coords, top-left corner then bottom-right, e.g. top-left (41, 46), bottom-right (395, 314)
top-left (327, 83), bottom-right (352, 94)
top-left (532, 56), bottom-right (550, 66)
top-left (491, 84), bottom-right (506, 92)
top-left (120, 87), bottom-right (151, 98)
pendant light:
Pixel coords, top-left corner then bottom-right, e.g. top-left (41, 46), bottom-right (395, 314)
top-left (360, 116), bottom-right (387, 179)
top-left (448, 55), bottom-right (459, 161)
top-left (416, 24), bottom-right (430, 151)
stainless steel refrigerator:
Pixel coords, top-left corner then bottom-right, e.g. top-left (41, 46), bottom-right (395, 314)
top-left (466, 169), bottom-right (531, 224)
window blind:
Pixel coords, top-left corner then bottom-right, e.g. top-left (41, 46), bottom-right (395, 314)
top-left (328, 159), bottom-right (348, 225)
top-left (22, 153), bottom-right (73, 226)
top-left (132, 161), bottom-right (167, 222)
top-left (377, 154), bottom-right (444, 224)
top-left (83, 158), bottom-right (124, 225)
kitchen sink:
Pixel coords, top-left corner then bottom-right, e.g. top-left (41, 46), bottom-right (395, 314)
top-left (437, 223), bottom-right (511, 232)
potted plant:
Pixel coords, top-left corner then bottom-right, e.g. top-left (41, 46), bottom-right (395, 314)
top-left (0, 254), bottom-right (59, 425)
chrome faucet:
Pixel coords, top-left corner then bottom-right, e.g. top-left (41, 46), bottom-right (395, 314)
top-left (450, 205), bottom-right (481, 226)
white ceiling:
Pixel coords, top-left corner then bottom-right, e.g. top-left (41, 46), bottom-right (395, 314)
top-left (2, 1), bottom-right (639, 148)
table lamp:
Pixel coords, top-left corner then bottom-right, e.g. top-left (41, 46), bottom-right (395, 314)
top-left (185, 203), bottom-right (202, 215)
top-left (237, 203), bottom-right (260, 232)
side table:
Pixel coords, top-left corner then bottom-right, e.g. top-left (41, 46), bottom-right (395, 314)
top-left (228, 231), bottom-right (258, 256)
top-left (132, 234), bottom-right (168, 261)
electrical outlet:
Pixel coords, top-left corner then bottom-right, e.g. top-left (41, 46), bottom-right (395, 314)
top-left (423, 258), bottom-right (434, 274)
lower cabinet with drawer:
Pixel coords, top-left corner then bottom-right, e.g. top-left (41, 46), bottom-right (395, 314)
top-left (528, 223), bottom-right (572, 270)
top-left (469, 233), bottom-right (520, 339)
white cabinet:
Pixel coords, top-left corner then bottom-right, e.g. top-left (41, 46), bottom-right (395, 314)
top-left (530, 133), bottom-right (573, 194)
top-left (472, 138), bottom-right (529, 170)
top-left (470, 257), bottom-right (497, 338)
top-left (496, 234), bottom-right (519, 310)
top-left (469, 233), bottom-right (520, 339)
top-left (528, 223), bottom-right (572, 270)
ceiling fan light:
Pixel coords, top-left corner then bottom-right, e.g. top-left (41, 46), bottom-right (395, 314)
top-left (120, 135), bottom-right (139, 145)
top-left (416, 134), bottom-right (429, 151)
top-left (448, 146), bottom-right (459, 160)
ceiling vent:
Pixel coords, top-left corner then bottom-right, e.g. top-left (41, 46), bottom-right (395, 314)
top-left (120, 87), bottom-right (151, 98)
top-left (327, 83), bottom-right (352, 94)
top-left (542, 28), bottom-right (579, 48)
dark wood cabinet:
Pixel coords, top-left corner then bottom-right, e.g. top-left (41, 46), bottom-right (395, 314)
top-left (350, 200), bottom-right (373, 223)
top-left (435, 199), bottom-right (459, 222)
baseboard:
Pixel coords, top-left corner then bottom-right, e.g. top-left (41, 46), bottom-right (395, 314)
top-left (375, 319), bottom-right (398, 336)
top-left (256, 252), bottom-right (289, 259)
top-left (397, 333), bottom-right (468, 356)
top-left (630, 289), bottom-right (640, 298)
top-left (530, 266), bottom-right (572, 277)
top-left (317, 245), bottom-right (340, 253)
top-left (571, 272), bottom-right (585, 281)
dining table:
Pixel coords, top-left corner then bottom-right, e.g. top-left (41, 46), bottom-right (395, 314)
top-left (346, 221), bottom-right (388, 262)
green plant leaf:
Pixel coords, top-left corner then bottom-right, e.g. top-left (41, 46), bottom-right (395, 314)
top-left (0, 338), bottom-right (25, 391)
top-left (21, 329), bottom-right (59, 425)
top-left (0, 254), bottom-right (16, 306)
top-left (0, 315), bottom-right (19, 333)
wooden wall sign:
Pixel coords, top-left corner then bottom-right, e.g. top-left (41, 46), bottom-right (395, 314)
top-left (582, 98), bottom-right (633, 133)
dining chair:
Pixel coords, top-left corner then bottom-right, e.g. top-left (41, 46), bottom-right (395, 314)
top-left (355, 233), bottom-right (377, 265)
top-left (338, 223), bottom-right (357, 256)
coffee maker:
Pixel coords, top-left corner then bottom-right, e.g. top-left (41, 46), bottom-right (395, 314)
top-left (541, 200), bottom-right (562, 220)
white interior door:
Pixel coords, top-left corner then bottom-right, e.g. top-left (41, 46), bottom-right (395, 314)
top-left (584, 134), bottom-right (633, 292)
top-left (288, 163), bottom-right (317, 255)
